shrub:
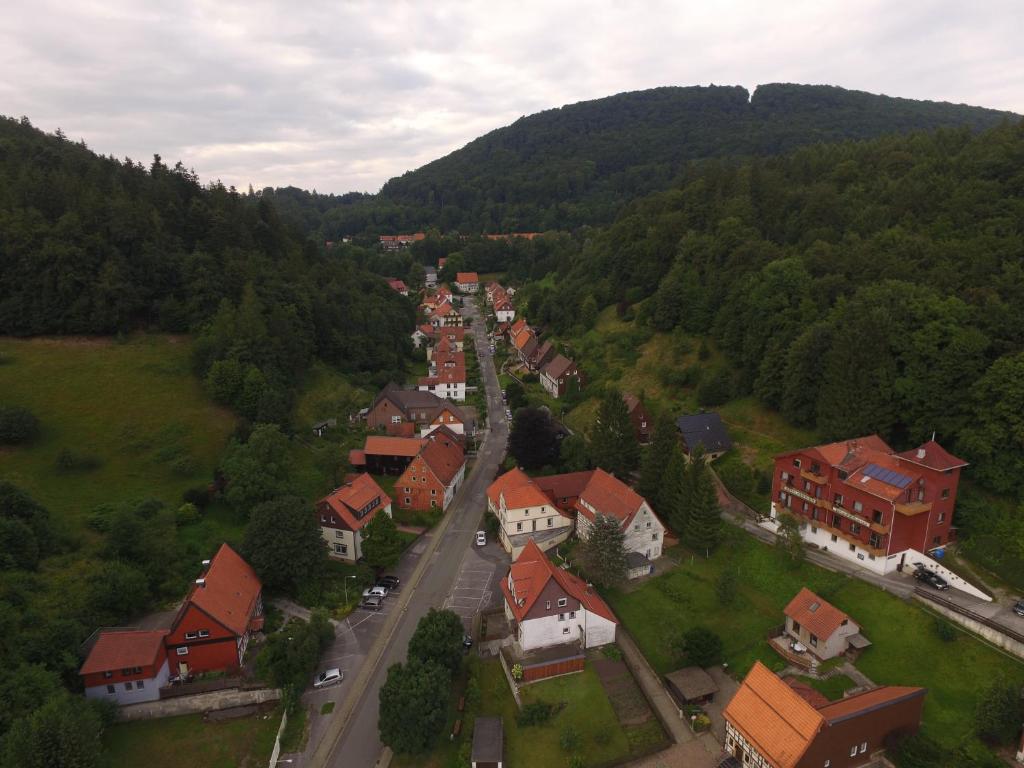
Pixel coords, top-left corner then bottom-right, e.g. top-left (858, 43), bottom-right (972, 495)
top-left (715, 566), bottom-right (738, 606)
top-left (0, 405), bottom-right (40, 445)
top-left (601, 644), bottom-right (623, 661)
top-left (55, 448), bottom-right (101, 472)
top-left (170, 455), bottom-right (198, 477)
top-left (674, 626), bottom-right (724, 668)
top-left (175, 502), bottom-right (201, 526)
top-left (931, 618), bottom-right (957, 643)
top-left (183, 486), bottom-right (211, 508)
top-left (516, 701), bottom-right (553, 727)
top-left (559, 726), bottom-right (580, 753)
top-left (696, 368), bottom-right (733, 407)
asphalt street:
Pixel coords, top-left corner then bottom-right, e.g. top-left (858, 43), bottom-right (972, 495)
top-left (312, 297), bottom-right (509, 768)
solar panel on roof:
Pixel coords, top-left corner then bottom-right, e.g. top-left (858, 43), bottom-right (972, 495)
top-left (862, 463), bottom-right (913, 489)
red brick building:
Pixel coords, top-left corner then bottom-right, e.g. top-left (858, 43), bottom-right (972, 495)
top-left (395, 429), bottom-right (466, 511)
top-left (768, 436), bottom-right (966, 574)
top-left (623, 393), bottom-right (651, 444)
top-left (164, 544), bottom-right (264, 677)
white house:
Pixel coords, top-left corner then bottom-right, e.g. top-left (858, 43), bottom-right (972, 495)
top-left (486, 468), bottom-right (574, 558)
top-left (410, 325), bottom-right (431, 349)
top-left (80, 630), bottom-right (170, 705)
top-left (501, 539), bottom-right (617, 651)
top-left (494, 299), bottom-right (516, 323)
top-left (574, 469), bottom-right (665, 578)
top-left (317, 474), bottom-right (393, 562)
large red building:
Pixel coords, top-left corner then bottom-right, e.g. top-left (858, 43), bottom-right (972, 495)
top-left (768, 436), bottom-right (966, 574)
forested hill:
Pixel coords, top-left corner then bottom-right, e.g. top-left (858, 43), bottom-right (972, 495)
top-left (363, 83), bottom-right (1017, 232)
top-left (517, 119), bottom-right (1024, 498)
top-left (0, 115), bottom-right (414, 422)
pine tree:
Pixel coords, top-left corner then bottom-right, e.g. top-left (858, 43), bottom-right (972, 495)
top-left (683, 450), bottom-right (722, 557)
top-left (590, 389), bottom-right (639, 477)
top-left (578, 514), bottom-right (628, 588)
top-left (638, 413), bottom-right (678, 507)
top-left (660, 443), bottom-right (689, 535)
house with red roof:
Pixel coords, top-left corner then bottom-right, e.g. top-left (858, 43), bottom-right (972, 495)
top-left (455, 272), bottom-right (480, 293)
top-left (502, 539), bottom-right (617, 651)
top-left (385, 277), bottom-right (409, 296)
top-left (395, 429), bottom-right (466, 511)
top-left (164, 544), bottom-right (264, 677)
top-left (80, 629), bottom-right (170, 705)
top-left (494, 297), bottom-right (515, 323)
top-left (723, 661), bottom-right (925, 768)
top-left (366, 383), bottom-right (471, 435)
top-left (379, 232), bottom-right (425, 251)
top-left (768, 436), bottom-right (968, 575)
top-left (430, 301), bottom-right (464, 328)
top-left (318, 474), bottom-right (392, 562)
top-left (486, 468), bottom-right (575, 557)
top-left (783, 588), bottom-right (869, 661)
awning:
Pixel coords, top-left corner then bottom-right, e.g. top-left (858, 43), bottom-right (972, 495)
top-left (847, 633), bottom-right (872, 649)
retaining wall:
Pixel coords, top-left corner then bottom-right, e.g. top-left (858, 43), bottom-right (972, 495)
top-left (117, 687), bottom-right (281, 721)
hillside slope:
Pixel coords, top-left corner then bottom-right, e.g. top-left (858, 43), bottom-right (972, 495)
top-left (366, 83), bottom-right (1017, 231)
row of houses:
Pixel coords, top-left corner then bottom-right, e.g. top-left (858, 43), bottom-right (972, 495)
top-left (487, 466), bottom-right (666, 577)
top-left (413, 286), bottom-right (469, 401)
top-left (498, 318), bottom-right (584, 400)
top-left (80, 544), bottom-right (264, 704)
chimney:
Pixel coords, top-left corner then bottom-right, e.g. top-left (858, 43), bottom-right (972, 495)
top-left (195, 578), bottom-right (206, 588)
top-left (916, 448), bottom-right (926, 459)
top-left (201, 559), bottom-right (211, 567)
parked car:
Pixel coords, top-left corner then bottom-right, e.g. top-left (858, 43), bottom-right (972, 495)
top-left (462, 633), bottom-right (474, 650)
top-left (360, 595), bottom-right (383, 611)
top-left (363, 585), bottom-right (388, 599)
top-left (501, 389), bottom-right (506, 398)
top-left (377, 575), bottom-right (401, 589)
top-left (313, 668), bottom-right (344, 688)
top-left (475, 531), bottom-right (486, 546)
top-left (913, 567), bottom-right (949, 590)
top-left (505, 409), bottom-right (512, 421)
top-left (1013, 599), bottom-right (1024, 617)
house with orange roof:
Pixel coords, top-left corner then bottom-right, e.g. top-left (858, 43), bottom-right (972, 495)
top-left (494, 297), bottom-right (515, 323)
top-left (80, 629), bottom-right (170, 704)
top-left (379, 232), bottom-right (425, 251)
top-left (356, 435), bottom-right (426, 475)
top-left (486, 468), bottom-right (575, 557)
top-left (385, 277), bottom-right (409, 296)
top-left (455, 271), bottom-right (480, 293)
top-left (502, 539), bottom-right (617, 652)
top-left (723, 661), bottom-right (925, 768)
top-left (317, 474), bottom-right (392, 562)
top-left (768, 435), bottom-right (968, 576)
top-left (783, 588), bottom-right (869, 661)
top-left (430, 300), bottom-right (464, 328)
top-left (164, 544), bottom-right (264, 677)
top-left (395, 429), bottom-right (466, 511)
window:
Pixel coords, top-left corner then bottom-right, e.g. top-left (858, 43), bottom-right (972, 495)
top-left (810, 462), bottom-right (821, 474)
top-left (793, 458), bottom-right (802, 468)
top-left (853, 501), bottom-right (863, 513)
top-left (430, 500), bottom-right (437, 509)
top-left (334, 543), bottom-right (347, 555)
top-left (869, 532), bottom-right (882, 548)
top-left (830, 534), bottom-right (838, 543)
top-left (873, 510), bottom-right (883, 524)
top-left (516, 522), bottom-right (523, 532)
top-left (824, 762), bottom-right (830, 768)
top-left (557, 598), bottom-right (567, 608)
top-left (176, 647), bottom-right (189, 656)
top-left (335, 530), bottom-right (344, 538)
top-left (558, 613), bottom-right (566, 622)
top-left (391, 415), bottom-right (401, 424)
top-left (834, 493), bottom-right (844, 506)
top-left (837, 470), bottom-right (848, 480)
top-left (811, 526), bottom-right (818, 534)
top-left (569, 611), bottom-right (576, 619)
top-left (431, 488), bottom-right (437, 496)
top-left (781, 471), bottom-right (790, 482)
top-left (404, 487), bottom-right (411, 493)
top-left (320, 515), bottom-right (327, 523)
top-left (136, 680), bottom-right (145, 690)
top-left (185, 631), bottom-right (197, 640)
top-left (850, 746), bottom-right (858, 757)
top-left (545, 601), bottom-right (551, 610)
top-left (106, 685), bottom-right (115, 694)
top-left (405, 497), bottom-right (411, 505)
top-left (937, 511), bottom-right (945, 523)
top-left (562, 626), bottom-right (570, 635)
top-left (850, 523), bottom-right (861, 534)
top-left (810, 634), bottom-right (818, 647)
top-left (103, 671), bottom-right (113, 679)
top-left (849, 543), bottom-right (856, 552)
top-left (803, 480), bottom-right (810, 492)
top-left (646, 521), bottom-right (652, 528)
top-left (932, 536), bottom-right (942, 546)
top-left (547, 517), bottom-right (554, 528)
top-left (833, 515), bottom-right (843, 530)
top-left (651, 533), bottom-right (658, 541)
top-left (124, 683), bottom-right (133, 691)
top-left (860, 742), bottom-right (867, 754)
top-left (792, 620), bottom-right (801, 633)
top-left (198, 630), bottom-right (209, 639)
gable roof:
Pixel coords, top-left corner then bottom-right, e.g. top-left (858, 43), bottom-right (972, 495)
top-left (623, 393), bottom-right (646, 415)
top-left (895, 440), bottom-right (968, 471)
top-left (364, 435), bottom-right (426, 458)
top-left (183, 544), bottom-right (262, 637)
top-left (514, 329), bottom-right (536, 351)
top-left (534, 470), bottom-right (594, 502)
top-left (501, 538), bottom-right (617, 624)
top-left (487, 467), bottom-right (533, 507)
top-left (783, 588), bottom-right (852, 640)
top-left (724, 661), bottom-right (824, 768)
top-left (80, 630), bottom-right (167, 675)
top-left (417, 433), bottom-right (466, 485)
top-left (815, 685), bottom-right (926, 723)
top-left (576, 468), bottom-right (647, 527)
top-left (456, 271), bottom-right (479, 283)
top-left (503, 483), bottom-right (554, 510)
top-left (371, 384), bottom-right (466, 422)
top-left (542, 354), bottom-right (574, 379)
top-left (320, 474), bottom-right (391, 531)
top-left (676, 412), bottom-right (733, 454)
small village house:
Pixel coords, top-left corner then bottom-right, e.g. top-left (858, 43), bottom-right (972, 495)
top-left (366, 383), bottom-right (470, 435)
top-left (80, 630), bottom-right (170, 705)
top-left (455, 271), bottom-right (480, 292)
top-left (540, 354), bottom-right (583, 399)
top-left (783, 588), bottom-right (870, 661)
top-left (317, 474), bottom-right (392, 562)
top-left (676, 411), bottom-right (732, 460)
top-left (486, 468), bottom-right (575, 558)
top-left (395, 428), bottom-right (466, 511)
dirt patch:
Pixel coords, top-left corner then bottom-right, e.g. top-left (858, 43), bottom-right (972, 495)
top-left (591, 657), bottom-right (653, 727)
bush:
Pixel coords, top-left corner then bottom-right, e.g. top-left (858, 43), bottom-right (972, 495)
top-left (54, 448), bottom-right (101, 472)
top-left (931, 618), bottom-right (957, 642)
top-left (715, 566), bottom-right (738, 605)
top-left (516, 701), bottom-right (553, 727)
top-left (175, 502), bottom-right (201, 526)
top-left (674, 626), bottom-right (724, 668)
top-left (0, 405), bottom-right (40, 445)
top-left (559, 726), bottom-right (581, 753)
top-left (170, 455), bottom-right (198, 477)
top-left (601, 644), bottom-right (623, 661)
top-left (484, 512), bottom-right (501, 539)
top-left (183, 486), bottom-right (211, 508)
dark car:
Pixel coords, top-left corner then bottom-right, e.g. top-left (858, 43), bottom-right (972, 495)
top-left (914, 567), bottom-right (949, 590)
top-left (377, 575), bottom-right (401, 589)
top-left (462, 633), bottom-right (473, 650)
top-left (1013, 599), bottom-right (1024, 617)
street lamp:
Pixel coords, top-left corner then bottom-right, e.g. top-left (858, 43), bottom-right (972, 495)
top-left (344, 574), bottom-right (357, 606)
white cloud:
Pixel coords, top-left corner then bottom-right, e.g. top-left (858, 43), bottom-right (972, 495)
top-left (2, 0), bottom-right (1021, 193)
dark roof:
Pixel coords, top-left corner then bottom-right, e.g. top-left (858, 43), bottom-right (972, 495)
top-left (372, 382), bottom-right (466, 422)
top-left (625, 551), bottom-right (652, 569)
top-left (676, 412), bottom-right (732, 454)
top-left (472, 717), bottom-right (503, 763)
top-left (665, 666), bottom-right (719, 700)
top-left (543, 354), bottom-right (575, 379)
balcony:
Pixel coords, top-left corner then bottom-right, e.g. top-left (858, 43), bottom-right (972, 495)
top-left (894, 500), bottom-right (932, 517)
top-left (800, 469), bottom-right (828, 485)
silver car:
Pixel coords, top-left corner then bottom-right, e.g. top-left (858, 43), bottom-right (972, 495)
top-left (313, 668), bottom-right (343, 688)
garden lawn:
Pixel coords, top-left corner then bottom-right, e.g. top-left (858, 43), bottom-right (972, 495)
top-left (795, 674), bottom-right (857, 701)
top-left (102, 709), bottom-right (280, 768)
top-left (0, 335), bottom-right (235, 530)
top-left (604, 529), bottom-right (1024, 753)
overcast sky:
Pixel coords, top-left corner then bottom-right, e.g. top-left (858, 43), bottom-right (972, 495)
top-left (2, 0), bottom-right (1021, 194)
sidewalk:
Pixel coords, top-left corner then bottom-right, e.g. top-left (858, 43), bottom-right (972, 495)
top-left (616, 628), bottom-right (691, 745)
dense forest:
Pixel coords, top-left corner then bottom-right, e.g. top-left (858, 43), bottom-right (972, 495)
top-left (264, 84), bottom-right (1017, 236)
top-left (0, 116), bottom-right (415, 422)
top-left (516, 121), bottom-right (1024, 501)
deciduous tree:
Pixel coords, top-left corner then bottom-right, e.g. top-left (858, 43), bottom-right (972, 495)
top-left (361, 512), bottom-right (404, 570)
top-left (242, 496), bottom-right (327, 595)
top-left (220, 423), bottom-right (295, 510)
top-left (378, 658), bottom-right (450, 754)
top-left (407, 608), bottom-right (464, 677)
top-left (509, 407), bottom-right (559, 470)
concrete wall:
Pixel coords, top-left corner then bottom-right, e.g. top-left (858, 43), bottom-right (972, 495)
top-left (901, 548), bottom-right (991, 601)
top-left (116, 687), bottom-right (281, 722)
top-left (914, 595), bottom-right (1024, 661)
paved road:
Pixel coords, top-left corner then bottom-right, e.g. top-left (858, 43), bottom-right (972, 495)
top-left (315, 297), bottom-right (509, 768)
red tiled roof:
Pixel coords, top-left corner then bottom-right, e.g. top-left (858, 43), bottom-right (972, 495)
top-left (896, 440), bottom-right (968, 471)
top-left (503, 483), bottom-right (553, 510)
top-left (487, 467), bottom-right (533, 507)
top-left (534, 470), bottom-right (593, 502)
top-left (348, 448), bottom-right (367, 466)
top-left (364, 436), bottom-right (426, 458)
top-left (501, 539), bottom-right (617, 624)
top-left (513, 330), bottom-right (535, 350)
top-left (418, 434), bottom-right (466, 485)
top-left (320, 474), bottom-right (391, 532)
top-left (815, 685), bottom-right (925, 722)
top-left (724, 662), bottom-right (823, 768)
top-left (576, 468), bottom-right (648, 527)
top-left (186, 544), bottom-right (262, 637)
top-left (456, 272), bottom-right (479, 283)
top-left (783, 677), bottom-right (830, 709)
top-left (783, 588), bottom-right (852, 640)
top-left (385, 422), bottom-right (417, 437)
top-left (80, 630), bottom-right (167, 675)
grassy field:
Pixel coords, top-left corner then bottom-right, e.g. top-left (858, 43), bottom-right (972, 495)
top-left (795, 674), bottom-right (857, 701)
top-left (103, 709), bottom-right (281, 768)
top-left (0, 335), bottom-right (235, 529)
top-left (604, 530), bottom-right (1024, 753)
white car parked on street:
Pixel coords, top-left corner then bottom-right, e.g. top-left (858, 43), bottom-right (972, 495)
top-left (313, 668), bottom-right (344, 688)
top-left (475, 531), bottom-right (486, 546)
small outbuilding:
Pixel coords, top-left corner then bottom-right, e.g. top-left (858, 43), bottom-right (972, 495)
top-left (471, 716), bottom-right (504, 768)
top-left (665, 666), bottom-right (719, 712)
top-left (626, 551), bottom-right (654, 580)
top-left (675, 411), bottom-right (732, 460)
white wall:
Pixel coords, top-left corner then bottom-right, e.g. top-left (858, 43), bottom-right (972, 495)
top-left (622, 504), bottom-right (663, 560)
top-left (85, 660), bottom-right (169, 705)
top-left (496, 309), bottom-right (515, 322)
top-left (520, 608), bottom-right (616, 651)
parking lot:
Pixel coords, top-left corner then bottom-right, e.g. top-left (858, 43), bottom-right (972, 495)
top-left (444, 536), bottom-right (509, 630)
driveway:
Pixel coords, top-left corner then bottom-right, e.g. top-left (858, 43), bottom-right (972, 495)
top-left (444, 538), bottom-right (509, 631)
